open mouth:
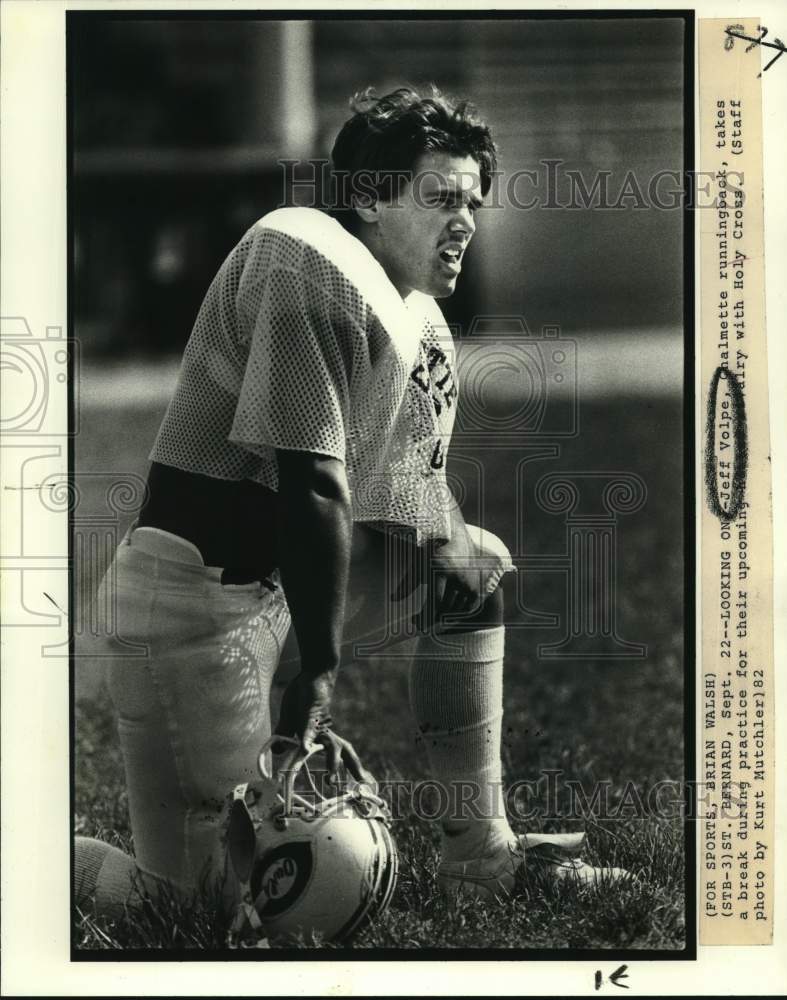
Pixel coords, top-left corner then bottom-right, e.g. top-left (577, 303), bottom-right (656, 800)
top-left (438, 242), bottom-right (464, 271)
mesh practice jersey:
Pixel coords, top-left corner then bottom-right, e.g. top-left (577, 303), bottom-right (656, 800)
top-left (150, 207), bottom-right (459, 545)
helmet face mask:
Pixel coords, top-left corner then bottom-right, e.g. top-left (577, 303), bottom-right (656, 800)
top-left (222, 738), bottom-right (398, 946)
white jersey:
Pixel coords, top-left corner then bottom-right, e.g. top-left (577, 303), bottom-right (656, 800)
top-left (150, 207), bottom-right (459, 545)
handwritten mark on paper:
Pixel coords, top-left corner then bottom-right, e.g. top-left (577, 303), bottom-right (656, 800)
top-left (725, 25), bottom-right (786, 76)
top-left (594, 965), bottom-right (630, 990)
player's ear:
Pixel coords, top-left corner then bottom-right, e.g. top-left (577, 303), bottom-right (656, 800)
top-left (352, 194), bottom-right (381, 225)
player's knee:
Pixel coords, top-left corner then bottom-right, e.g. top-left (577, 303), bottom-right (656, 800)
top-left (464, 524), bottom-right (513, 571)
top-left (438, 583), bottom-right (503, 633)
top-left (483, 584), bottom-right (504, 625)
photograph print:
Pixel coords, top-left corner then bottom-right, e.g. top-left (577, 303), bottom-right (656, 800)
top-left (70, 11), bottom-right (692, 955)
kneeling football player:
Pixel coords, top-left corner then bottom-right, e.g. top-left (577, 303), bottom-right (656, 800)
top-left (75, 87), bottom-right (628, 940)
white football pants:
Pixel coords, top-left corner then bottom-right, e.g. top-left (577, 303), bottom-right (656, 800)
top-left (95, 519), bottom-right (511, 893)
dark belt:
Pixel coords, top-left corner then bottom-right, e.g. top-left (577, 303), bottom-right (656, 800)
top-left (139, 464), bottom-right (279, 586)
top-left (220, 567), bottom-right (279, 591)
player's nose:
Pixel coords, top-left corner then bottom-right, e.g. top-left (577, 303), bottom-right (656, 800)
top-left (450, 205), bottom-right (476, 239)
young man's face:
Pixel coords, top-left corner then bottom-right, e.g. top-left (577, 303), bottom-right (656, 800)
top-left (369, 152), bottom-right (484, 299)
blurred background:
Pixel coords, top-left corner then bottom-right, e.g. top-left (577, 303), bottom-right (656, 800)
top-left (72, 16), bottom-right (685, 367)
top-left (73, 16), bottom-right (689, 906)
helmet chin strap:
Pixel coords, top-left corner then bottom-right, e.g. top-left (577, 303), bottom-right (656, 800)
top-left (225, 783), bottom-right (270, 949)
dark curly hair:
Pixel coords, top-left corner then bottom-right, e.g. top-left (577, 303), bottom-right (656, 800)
top-left (330, 86), bottom-right (498, 219)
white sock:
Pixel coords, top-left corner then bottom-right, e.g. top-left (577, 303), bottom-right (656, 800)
top-left (408, 625), bottom-right (515, 863)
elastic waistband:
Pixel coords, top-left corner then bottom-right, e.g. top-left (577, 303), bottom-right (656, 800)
top-left (121, 522), bottom-right (280, 590)
top-left (128, 526), bottom-right (205, 566)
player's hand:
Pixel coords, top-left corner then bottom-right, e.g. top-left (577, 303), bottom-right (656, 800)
top-left (391, 524), bottom-right (513, 633)
top-left (418, 536), bottom-right (486, 631)
top-left (273, 671), bottom-right (369, 784)
top-left (390, 533), bottom-right (481, 632)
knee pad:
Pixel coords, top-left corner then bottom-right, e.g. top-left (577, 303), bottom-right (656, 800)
top-left (462, 524), bottom-right (515, 596)
top-left (481, 585), bottom-right (505, 625)
top-left (463, 524), bottom-right (513, 565)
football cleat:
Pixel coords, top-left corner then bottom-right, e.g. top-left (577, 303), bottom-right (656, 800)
top-left (222, 736), bottom-right (398, 946)
top-left (438, 832), bottom-right (634, 900)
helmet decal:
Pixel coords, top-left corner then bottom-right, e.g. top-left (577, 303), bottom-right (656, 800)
top-left (252, 842), bottom-right (314, 918)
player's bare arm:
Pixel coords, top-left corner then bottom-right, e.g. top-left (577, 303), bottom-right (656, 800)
top-left (272, 448), bottom-right (368, 781)
top-left (274, 449), bottom-right (352, 675)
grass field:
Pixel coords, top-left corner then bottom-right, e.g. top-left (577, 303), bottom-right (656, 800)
top-left (73, 371), bottom-right (688, 953)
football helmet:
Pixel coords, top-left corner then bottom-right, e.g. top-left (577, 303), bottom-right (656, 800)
top-left (222, 736), bottom-right (398, 946)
